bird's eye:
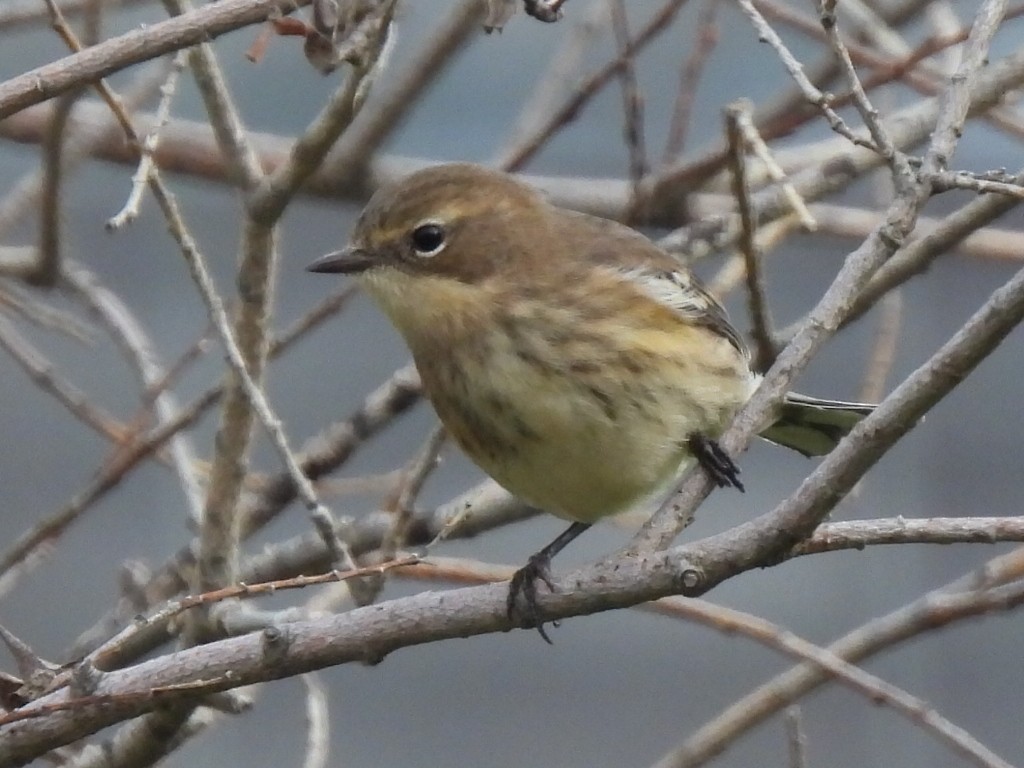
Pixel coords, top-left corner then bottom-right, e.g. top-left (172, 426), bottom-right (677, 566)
top-left (410, 222), bottom-right (446, 256)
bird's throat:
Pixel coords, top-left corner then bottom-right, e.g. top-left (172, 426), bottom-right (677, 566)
top-left (360, 269), bottom-right (495, 349)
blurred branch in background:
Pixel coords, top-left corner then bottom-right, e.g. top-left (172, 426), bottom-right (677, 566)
top-left (0, 1), bottom-right (1023, 767)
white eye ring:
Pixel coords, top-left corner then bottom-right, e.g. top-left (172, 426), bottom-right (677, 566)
top-left (409, 221), bottom-right (447, 257)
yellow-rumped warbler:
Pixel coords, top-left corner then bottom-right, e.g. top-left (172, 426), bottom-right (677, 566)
top-left (308, 163), bottom-right (873, 640)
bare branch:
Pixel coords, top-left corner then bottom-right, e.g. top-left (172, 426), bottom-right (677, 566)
top-left (0, 0), bottom-right (313, 119)
top-left (725, 101), bottom-right (777, 370)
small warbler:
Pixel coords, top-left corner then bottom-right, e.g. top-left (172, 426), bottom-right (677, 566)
top-left (308, 163), bottom-right (873, 640)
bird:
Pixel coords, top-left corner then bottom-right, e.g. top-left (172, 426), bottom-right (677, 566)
top-left (307, 162), bottom-right (874, 641)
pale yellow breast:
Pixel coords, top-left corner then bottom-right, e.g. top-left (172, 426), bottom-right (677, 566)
top-left (360, 268), bottom-right (752, 522)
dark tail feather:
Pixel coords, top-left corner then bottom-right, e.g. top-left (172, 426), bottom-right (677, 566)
top-left (759, 393), bottom-right (875, 457)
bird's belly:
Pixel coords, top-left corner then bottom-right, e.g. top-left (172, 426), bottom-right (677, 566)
top-left (485, 418), bottom-right (686, 523)
top-left (421, 337), bottom-right (749, 523)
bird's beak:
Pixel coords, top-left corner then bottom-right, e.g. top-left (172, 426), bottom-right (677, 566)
top-left (306, 246), bottom-right (374, 274)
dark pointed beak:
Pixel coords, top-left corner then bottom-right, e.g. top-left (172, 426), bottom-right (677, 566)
top-left (306, 246), bottom-right (374, 274)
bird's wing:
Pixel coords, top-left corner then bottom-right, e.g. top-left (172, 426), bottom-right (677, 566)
top-left (561, 210), bottom-right (747, 356)
top-left (609, 265), bottom-right (746, 355)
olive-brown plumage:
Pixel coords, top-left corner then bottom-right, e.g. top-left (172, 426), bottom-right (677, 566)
top-left (309, 163), bottom-right (873, 640)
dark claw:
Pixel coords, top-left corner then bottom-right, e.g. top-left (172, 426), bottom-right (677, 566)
top-left (506, 521), bottom-right (591, 643)
top-left (507, 553), bottom-right (557, 644)
top-left (688, 433), bottom-right (744, 492)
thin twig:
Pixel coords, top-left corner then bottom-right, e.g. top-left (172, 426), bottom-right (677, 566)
top-left (275, 283), bottom-right (359, 349)
top-left (163, 0), bottom-right (274, 189)
top-left (792, 516), bottom-right (1024, 555)
top-left (107, 51), bottom-right (187, 230)
top-left (755, 0), bottom-right (1024, 143)
top-left (0, 66), bottom-right (167, 249)
top-left (63, 262), bottom-right (207, 525)
top-left (495, 1), bottom-right (608, 162)
top-left (327, 0), bottom-right (482, 182)
top-left (731, 102), bottom-right (816, 229)
top-left (64, 366), bottom-right (424, 663)
top-left (497, 0), bottom-right (687, 171)
top-left (841, 169), bottom-right (1023, 329)
top-left (379, 425), bottom-right (448, 562)
top-left (608, 0), bottom-right (648, 200)
top-left (253, 0), bottom-right (397, 220)
top-left (928, 170), bottom-right (1024, 198)
top-left (725, 101), bottom-right (777, 370)
top-left (62, 697), bottom-right (253, 768)
top-left (73, 482), bottom-right (529, 669)
top-left (648, 595), bottom-right (1017, 768)
top-left (0, 280), bottom-right (94, 342)
top-left (819, 0), bottom-right (902, 168)
top-left (662, 0), bottom-right (720, 164)
top-left (655, 559), bottom-right (1024, 767)
top-left (921, 0), bottom-right (1009, 175)
top-left (35, 79), bottom-right (76, 287)
top-left (88, 556), bottom-right (420, 670)
top-left (800, 202), bottom-right (1024, 263)
top-left (32, 0), bottom-right (106, 286)
top-left (0, 314), bottom-right (125, 442)
top-left (735, 0), bottom-right (877, 151)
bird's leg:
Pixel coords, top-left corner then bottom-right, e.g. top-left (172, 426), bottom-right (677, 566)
top-left (507, 521), bottom-right (591, 643)
top-left (687, 433), bottom-right (744, 492)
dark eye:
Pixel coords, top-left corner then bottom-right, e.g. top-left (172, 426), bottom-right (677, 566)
top-left (410, 222), bottom-right (446, 255)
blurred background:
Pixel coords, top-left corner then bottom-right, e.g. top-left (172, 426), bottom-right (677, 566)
top-left (1, 1), bottom-right (1023, 766)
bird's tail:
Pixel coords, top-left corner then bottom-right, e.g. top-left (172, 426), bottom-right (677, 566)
top-left (759, 393), bottom-right (875, 457)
